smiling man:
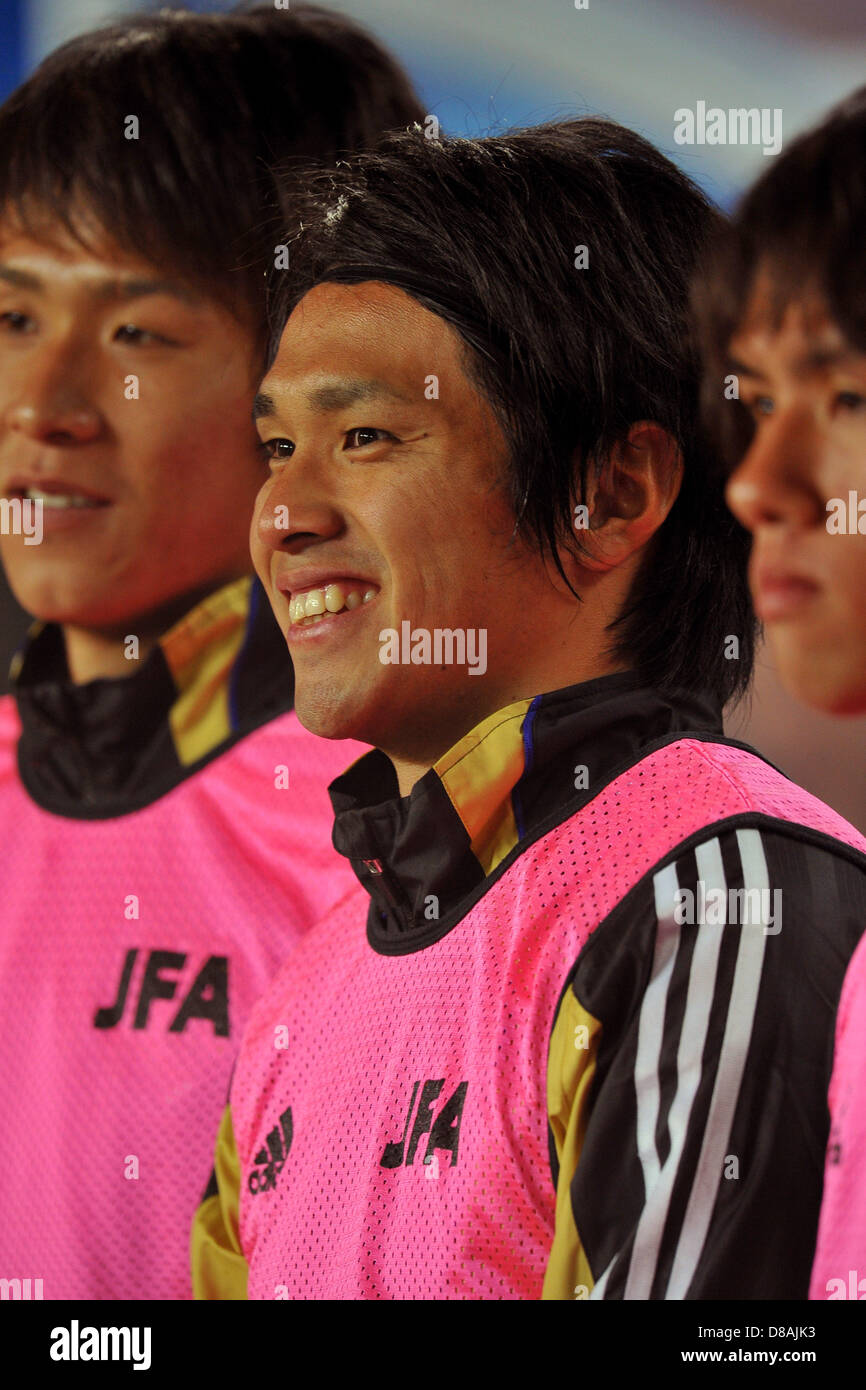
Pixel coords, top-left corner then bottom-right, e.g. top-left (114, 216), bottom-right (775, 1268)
top-left (247, 287), bottom-right (620, 773)
top-left (193, 122), bottom-right (866, 1301)
top-left (0, 241), bottom-right (280, 670)
top-left (0, 5), bottom-right (422, 1299)
top-left (693, 87), bottom-right (866, 1302)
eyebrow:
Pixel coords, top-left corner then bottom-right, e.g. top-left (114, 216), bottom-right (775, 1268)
top-left (253, 392), bottom-right (277, 422)
top-left (0, 263), bottom-right (201, 305)
top-left (252, 378), bottom-right (412, 424)
top-left (727, 355), bottom-right (767, 382)
top-left (0, 266), bottom-right (40, 291)
top-left (728, 344), bottom-right (863, 380)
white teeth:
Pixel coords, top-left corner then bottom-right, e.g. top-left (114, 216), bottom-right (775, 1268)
top-left (288, 581), bottom-right (377, 626)
top-left (24, 487), bottom-right (100, 510)
top-left (324, 583), bottom-right (346, 614)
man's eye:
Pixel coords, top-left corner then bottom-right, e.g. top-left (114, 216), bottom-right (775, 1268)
top-left (344, 427), bottom-right (393, 449)
top-left (113, 324), bottom-right (174, 346)
top-left (262, 438), bottom-right (295, 460)
top-left (836, 390), bottom-right (866, 413)
top-left (744, 395), bottom-right (774, 419)
top-left (0, 310), bottom-right (33, 333)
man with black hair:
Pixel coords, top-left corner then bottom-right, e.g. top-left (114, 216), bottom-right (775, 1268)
top-left (693, 88), bottom-right (866, 1301)
top-left (0, 4), bottom-right (422, 1298)
top-left (194, 121), bottom-right (866, 1299)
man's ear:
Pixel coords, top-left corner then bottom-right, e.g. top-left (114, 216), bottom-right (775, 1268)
top-left (575, 421), bottom-right (683, 573)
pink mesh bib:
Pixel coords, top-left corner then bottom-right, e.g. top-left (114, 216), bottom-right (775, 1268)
top-left (0, 694), bottom-right (365, 1299)
top-left (810, 929), bottom-right (866, 1300)
top-left (233, 739), bottom-right (866, 1299)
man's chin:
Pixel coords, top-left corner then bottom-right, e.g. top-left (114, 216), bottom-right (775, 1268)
top-left (0, 579), bottom-right (78, 627)
top-left (1, 556), bottom-right (98, 620)
top-left (775, 639), bottom-right (866, 718)
top-left (292, 685), bottom-right (375, 744)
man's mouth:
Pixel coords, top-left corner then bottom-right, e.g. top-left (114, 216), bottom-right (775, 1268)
top-left (751, 556), bottom-right (821, 623)
top-left (3, 476), bottom-right (111, 512)
top-left (19, 486), bottom-right (106, 511)
top-left (288, 581), bottom-right (378, 627)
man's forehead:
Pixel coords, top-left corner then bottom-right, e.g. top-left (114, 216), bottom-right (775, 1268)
top-left (0, 220), bottom-right (203, 305)
top-left (293, 278), bottom-right (414, 314)
top-left (730, 290), bottom-right (859, 373)
top-left (285, 278), bottom-right (455, 349)
top-left (262, 287), bottom-right (461, 404)
top-left (0, 208), bottom-right (124, 264)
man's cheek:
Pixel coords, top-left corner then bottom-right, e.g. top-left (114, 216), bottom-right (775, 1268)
top-left (249, 493), bottom-right (281, 583)
top-left (848, 567), bottom-right (866, 636)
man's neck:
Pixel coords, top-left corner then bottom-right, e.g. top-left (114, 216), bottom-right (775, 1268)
top-left (61, 626), bottom-right (160, 684)
top-left (60, 580), bottom-right (242, 684)
top-left (387, 656), bottom-right (631, 798)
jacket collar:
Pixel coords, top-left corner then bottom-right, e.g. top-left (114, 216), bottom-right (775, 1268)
top-left (11, 575), bottom-right (294, 817)
top-left (329, 671), bottom-right (724, 953)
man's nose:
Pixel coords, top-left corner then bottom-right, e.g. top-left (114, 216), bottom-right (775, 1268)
top-left (3, 339), bottom-right (103, 445)
top-left (726, 408), bottom-right (823, 533)
top-left (254, 450), bottom-right (345, 555)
